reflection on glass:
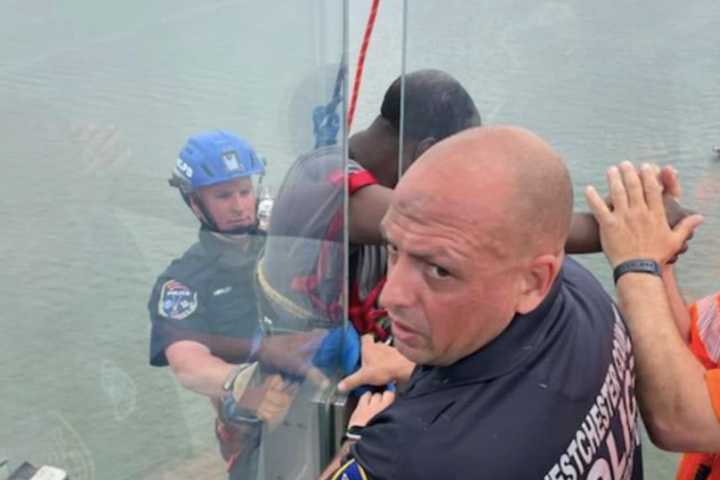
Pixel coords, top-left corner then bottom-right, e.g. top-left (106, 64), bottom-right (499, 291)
top-left (148, 130), bottom-right (272, 478)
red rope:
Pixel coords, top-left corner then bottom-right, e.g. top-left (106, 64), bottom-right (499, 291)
top-left (347, 0), bottom-right (380, 130)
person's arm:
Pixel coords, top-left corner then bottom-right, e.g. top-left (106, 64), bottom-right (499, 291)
top-left (167, 341), bottom-right (299, 429)
top-left (319, 390), bottom-right (395, 480)
top-left (338, 335), bottom-right (415, 393)
top-left (319, 441), bottom-right (358, 480)
top-left (566, 196), bottom-right (693, 254)
top-left (166, 340), bottom-right (235, 398)
top-left (568, 164), bottom-right (694, 254)
top-left (565, 212), bottom-right (601, 254)
top-left (614, 273), bottom-right (718, 451)
top-left (661, 265), bottom-right (692, 343)
top-left (349, 184), bottom-right (393, 245)
top-left (585, 161), bottom-right (720, 451)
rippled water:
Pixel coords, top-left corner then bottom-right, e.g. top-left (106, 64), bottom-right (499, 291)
top-left (1, 1), bottom-right (718, 478)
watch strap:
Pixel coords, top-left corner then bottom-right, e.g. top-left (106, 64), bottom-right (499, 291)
top-left (343, 425), bottom-right (364, 442)
top-left (613, 258), bottom-right (661, 285)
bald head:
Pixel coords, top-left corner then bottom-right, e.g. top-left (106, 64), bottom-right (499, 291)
top-left (395, 126), bottom-right (573, 258)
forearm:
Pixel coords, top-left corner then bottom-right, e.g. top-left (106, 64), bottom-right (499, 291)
top-left (319, 440), bottom-right (356, 480)
top-left (617, 273), bottom-right (713, 450)
top-left (167, 341), bottom-right (236, 398)
top-left (565, 212), bottom-right (601, 254)
top-left (661, 266), bottom-right (692, 342)
top-left (174, 357), bottom-right (234, 398)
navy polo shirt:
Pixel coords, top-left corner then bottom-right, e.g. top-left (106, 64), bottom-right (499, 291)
top-left (349, 257), bottom-right (643, 480)
top-left (148, 229), bottom-right (265, 366)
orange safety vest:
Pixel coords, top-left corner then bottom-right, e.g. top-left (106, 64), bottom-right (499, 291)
top-left (677, 293), bottom-right (720, 480)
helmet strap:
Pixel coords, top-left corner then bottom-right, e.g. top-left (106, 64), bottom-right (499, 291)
top-left (189, 194), bottom-right (221, 232)
top-left (191, 194), bottom-right (259, 236)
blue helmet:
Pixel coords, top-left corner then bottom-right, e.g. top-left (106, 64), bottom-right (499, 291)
top-left (170, 130), bottom-right (265, 194)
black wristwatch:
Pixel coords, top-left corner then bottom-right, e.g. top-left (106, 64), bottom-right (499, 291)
top-left (613, 259), bottom-right (661, 285)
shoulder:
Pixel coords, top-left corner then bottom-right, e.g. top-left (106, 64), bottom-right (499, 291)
top-left (558, 257), bottom-right (616, 324)
top-left (532, 258), bottom-right (624, 398)
top-left (349, 382), bottom-right (564, 479)
top-left (153, 241), bottom-right (218, 287)
top-left (561, 257), bottom-right (606, 294)
top-left (149, 242), bottom-right (214, 317)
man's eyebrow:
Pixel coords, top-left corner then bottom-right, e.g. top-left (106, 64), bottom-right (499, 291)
top-left (410, 248), bottom-right (446, 263)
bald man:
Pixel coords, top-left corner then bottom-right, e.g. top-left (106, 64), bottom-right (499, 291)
top-left (322, 126), bottom-right (643, 480)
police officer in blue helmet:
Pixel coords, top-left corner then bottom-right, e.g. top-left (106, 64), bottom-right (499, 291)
top-left (148, 130), bottom-right (297, 479)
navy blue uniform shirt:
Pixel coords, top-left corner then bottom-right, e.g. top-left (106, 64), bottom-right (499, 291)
top-left (148, 229), bottom-right (265, 366)
top-left (349, 257), bottom-right (643, 480)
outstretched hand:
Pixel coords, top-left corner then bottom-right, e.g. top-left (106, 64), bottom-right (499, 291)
top-left (585, 162), bottom-right (703, 268)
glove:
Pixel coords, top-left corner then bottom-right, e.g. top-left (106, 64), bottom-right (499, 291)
top-left (311, 325), bottom-right (361, 376)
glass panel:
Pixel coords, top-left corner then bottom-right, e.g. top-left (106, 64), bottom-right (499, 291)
top-left (396, 1), bottom-right (720, 478)
top-left (1, 1), bottom-right (348, 479)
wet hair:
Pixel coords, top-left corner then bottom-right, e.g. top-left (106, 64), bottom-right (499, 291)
top-left (380, 69), bottom-right (481, 141)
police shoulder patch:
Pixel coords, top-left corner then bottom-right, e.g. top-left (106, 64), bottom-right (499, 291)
top-left (158, 279), bottom-right (198, 320)
top-left (331, 459), bottom-right (368, 480)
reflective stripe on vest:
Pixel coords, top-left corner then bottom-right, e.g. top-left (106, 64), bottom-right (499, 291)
top-left (694, 294), bottom-right (720, 364)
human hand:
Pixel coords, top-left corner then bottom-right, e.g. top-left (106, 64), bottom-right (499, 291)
top-left (631, 163), bottom-right (694, 228)
top-left (258, 331), bottom-right (329, 388)
top-left (254, 374), bottom-right (298, 432)
top-left (656, 165), bottom-right (696, 263)
top-left (603, 164), bottom-right (694, 229)
top-left (337, 335), bottom-right (415, 393)
top-left (585, 161), bottom-right (703, 267)
top-left (657, 164), bottom-right (681, 199)
top-left (348, 389), bottom-right (396, 428)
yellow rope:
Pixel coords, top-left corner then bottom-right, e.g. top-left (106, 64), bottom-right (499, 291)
top-left (257, 258), bottom-right (315, 321)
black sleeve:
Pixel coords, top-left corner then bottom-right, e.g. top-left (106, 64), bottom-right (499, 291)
top-left (148, 277), bottom-right (207, 366)
top-left (349, 412), bottom-right (402, 480)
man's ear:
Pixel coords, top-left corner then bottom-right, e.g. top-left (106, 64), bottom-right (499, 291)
top-left (515, 253), bottom-right (562, 314)
top-left (414, 137), bottom-right (437, 160)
